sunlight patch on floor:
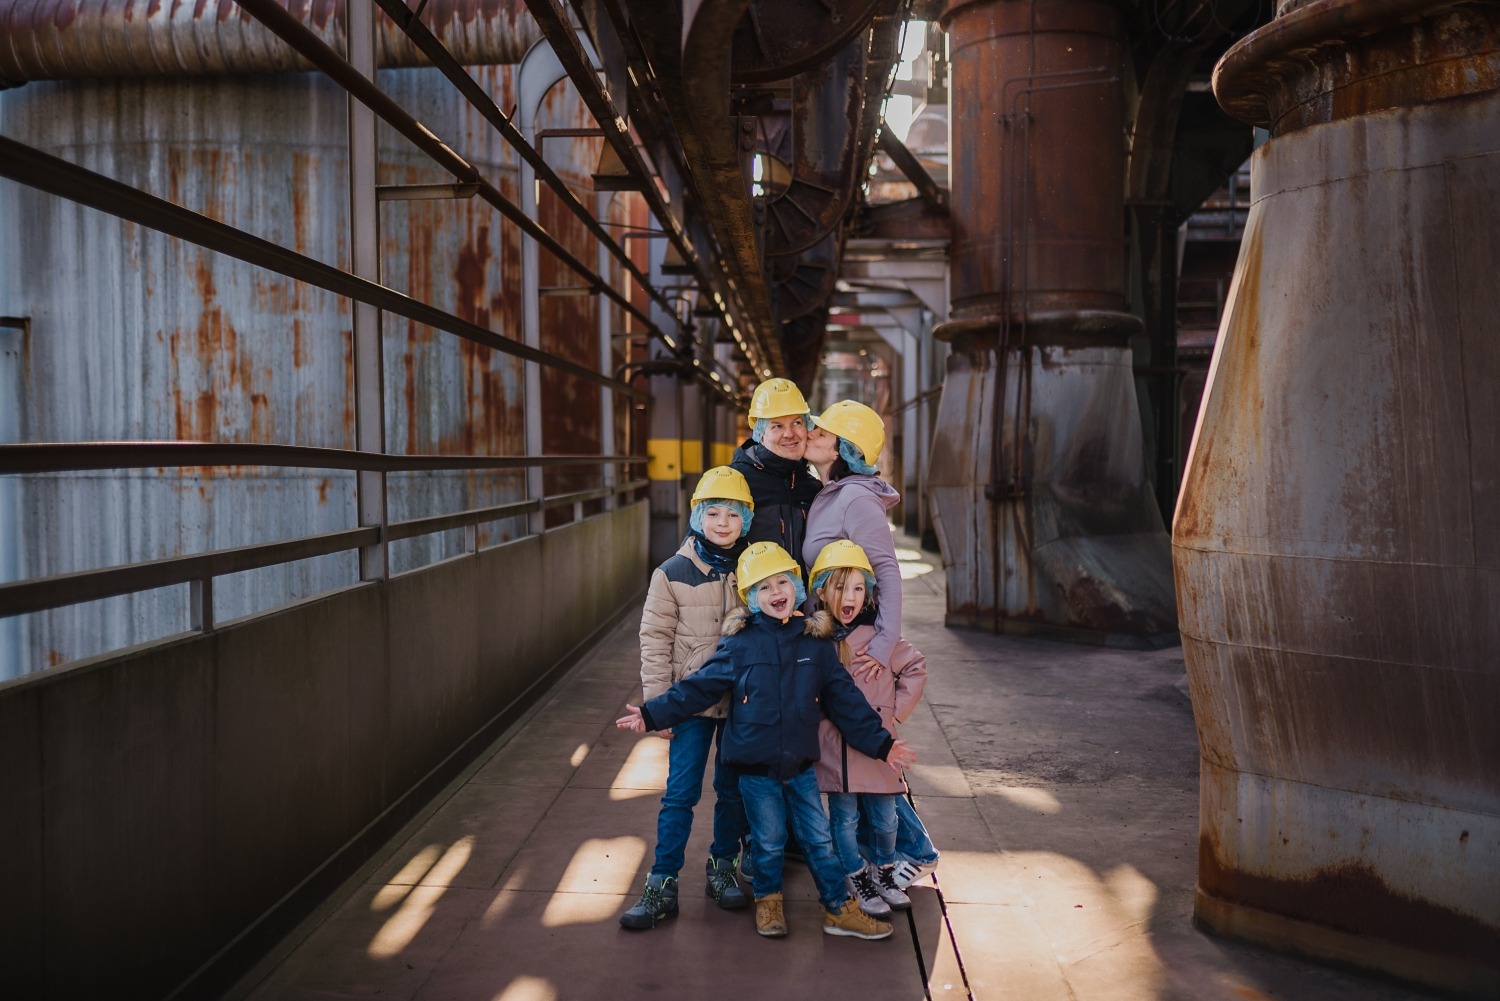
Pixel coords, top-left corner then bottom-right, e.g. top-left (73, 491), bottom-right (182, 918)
top-left (540, 836), bottom-right (645, 926)
top-left (366, 837), bottom-right (473, 958)
top-left (608, 735), bottom-right (669, 799)
top-left (491, 975), bottom-right (557, 1001)
top-left (370, 844), bottom-right (443, 912)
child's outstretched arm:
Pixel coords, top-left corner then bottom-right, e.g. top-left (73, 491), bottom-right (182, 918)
top-left (616, 705), bottom-right (646, 732)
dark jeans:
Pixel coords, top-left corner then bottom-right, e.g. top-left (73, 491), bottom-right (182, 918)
top-left (739, 768), bottom-right (849, 910)
top-left (858, 792), bottom-right (939, 866)
top-left (650, 715), bottom-right (747, 877)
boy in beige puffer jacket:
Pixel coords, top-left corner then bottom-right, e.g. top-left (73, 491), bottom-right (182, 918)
top-left (810, 540), bottom-right (929, 919)
top-left (620, 467), bottom-right (754, 930)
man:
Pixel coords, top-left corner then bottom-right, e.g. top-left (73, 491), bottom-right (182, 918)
top-left (730, 378), bottom-right (822, 571)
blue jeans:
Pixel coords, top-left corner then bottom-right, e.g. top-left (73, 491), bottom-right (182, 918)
top-left (828, 792), bottom-right (898, 873)
top-left (858, 792), bottom-right (939, 866)
top-left (651, 715), bottom-right (747, 877)
top-left (739, 768), bottom-right (850, 911)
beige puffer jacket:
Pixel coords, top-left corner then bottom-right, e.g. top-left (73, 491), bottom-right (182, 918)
top-left (814, 623), bottom-right (927, 794)
top-left (639, 538), bottom-right (742, 718)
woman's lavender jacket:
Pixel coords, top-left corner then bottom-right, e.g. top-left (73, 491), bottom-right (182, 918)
top-left (802, 473), bottom-right (903, 668)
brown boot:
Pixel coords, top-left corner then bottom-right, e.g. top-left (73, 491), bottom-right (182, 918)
top-left (822, 897), bottom-right (893, 940)
top-left (754, 892), bottom-right (787, 937)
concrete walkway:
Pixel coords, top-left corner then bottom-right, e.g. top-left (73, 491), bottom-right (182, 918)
top-left (227, 540), bottom-right (1431, 1001)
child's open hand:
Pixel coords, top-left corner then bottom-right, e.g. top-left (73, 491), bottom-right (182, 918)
top-left (616, 705), bottom-right (646, 733)
top-left (885, 739), bottom-right (917, 772)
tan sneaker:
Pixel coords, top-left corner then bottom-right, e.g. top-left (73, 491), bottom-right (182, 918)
top-left (755, 892), bottom-right (788, 937)
top-left (822, 897), bottom-right (893, 940)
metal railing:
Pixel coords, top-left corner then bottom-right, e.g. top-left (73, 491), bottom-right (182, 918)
top-left (0, 441), bottom-right (647, 631)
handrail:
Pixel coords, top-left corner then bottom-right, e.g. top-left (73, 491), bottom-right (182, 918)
top-left (0, 136), bottom-right (650, 401)
top-left (0, 442), bottom-right (647, 475)
top-left (0, 526), bottom-right (380, 619)
top-left (0, 479), bottom-right (650, 620)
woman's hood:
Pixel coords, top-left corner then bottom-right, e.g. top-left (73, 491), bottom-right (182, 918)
top-left (818, 474), bottom-right (900, 514)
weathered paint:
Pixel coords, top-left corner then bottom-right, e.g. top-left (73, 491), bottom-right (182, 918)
top-left (0, 57), bottom-right (590, 673)
top-left (1176, 3), bottom-right (1500, 991)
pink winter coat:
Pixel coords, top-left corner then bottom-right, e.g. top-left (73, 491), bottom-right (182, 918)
top-left (814, 623), bottom-right (927, 794)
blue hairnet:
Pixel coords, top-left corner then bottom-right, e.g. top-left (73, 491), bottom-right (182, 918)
top-left (838, 437), bottom-right (878, 475)
top-left (751, 413), bottom-right (813, 444)
top-left (746, 572), bottom-right (807, 615)
top-left (811, 567), bottom-right (877, 595)
top-left (689, 498), bottom-right (754, 535)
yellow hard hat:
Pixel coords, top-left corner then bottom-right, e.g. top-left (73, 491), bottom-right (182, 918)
top-left (809, 539), bottom-right (875, 588)
top-left (689, 466), bottom-right (754, 508)
top-left (746, 377), bottom-right (811, 427)
top-left (813, 400), bottom-right (885, 466)
top-left (736, 541), bottom-right (802, 604)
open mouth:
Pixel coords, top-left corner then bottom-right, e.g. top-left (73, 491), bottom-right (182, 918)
top-left (840, 603), bottom-right (858, 621)
top-left (767, 596), bottom-right (790, 614)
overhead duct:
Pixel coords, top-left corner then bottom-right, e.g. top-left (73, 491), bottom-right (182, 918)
top-left (0, 0), bottom-right (540, 86)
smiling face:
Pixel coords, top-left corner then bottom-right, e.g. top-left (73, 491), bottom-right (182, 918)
top-left (761, 415), bottom-right (808, 461)
top-left (819, 567), bottom-right (869, 625)
top-left (699, 504), bottom-right (744, 546)
top-left (804, 424), bottom-right (839, 467)
top-left (754, 573), bottom-right (798, 620)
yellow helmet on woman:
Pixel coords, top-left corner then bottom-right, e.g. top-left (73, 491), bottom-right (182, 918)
top-left (813, 400), bottom-right (885, 466)
top-left (689, 466), bottom-right (754, 508)
top-left (746, 377), bottom-right (811, 427)
top-left (736, 541), bottom-right (802, 604)
top-left (808, 539), bottom-right (875, 589)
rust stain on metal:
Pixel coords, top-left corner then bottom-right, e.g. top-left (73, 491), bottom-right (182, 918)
top-left (1200, 831), bottom-right (1500, 961)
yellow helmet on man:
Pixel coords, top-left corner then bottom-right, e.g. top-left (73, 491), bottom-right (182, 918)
top-left (812, 400), bottom-right (885, 466)
top-left (735, 541), bottom-right (802, 604)
top-left (689, 466), bottom-right (754, 508)
top-left (746, 378), bottom-right (811, 428)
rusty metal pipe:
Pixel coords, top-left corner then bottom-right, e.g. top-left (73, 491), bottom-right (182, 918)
top-left (0, 0), bottom-right (541, 87)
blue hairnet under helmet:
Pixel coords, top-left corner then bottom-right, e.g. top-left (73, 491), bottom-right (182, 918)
top-left (811, 566), bottom-right (877, 595)
top-left (689, 498), bottom-right (754, 536)
top-left (746, 572), bottom-right (807, 614)
top-left (837, 437), bottom-right (878, 475)
top-left (751, 414), bottom-right (814, 444)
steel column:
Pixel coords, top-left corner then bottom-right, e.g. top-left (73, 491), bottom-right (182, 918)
top-left (349, 0), bottom-right (387, 580)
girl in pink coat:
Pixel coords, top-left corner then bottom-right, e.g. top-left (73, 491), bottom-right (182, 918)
top-left (810, 540), bottom-right (928, 918)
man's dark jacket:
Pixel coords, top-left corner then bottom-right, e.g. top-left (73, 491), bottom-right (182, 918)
top-left (730, 439), bottom-right (822, 570)
top-left (639, 608), bottom-right (894, 782)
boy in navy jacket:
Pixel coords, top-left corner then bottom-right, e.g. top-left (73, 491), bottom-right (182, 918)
top-left (618, 542), bottom-right (917, 941)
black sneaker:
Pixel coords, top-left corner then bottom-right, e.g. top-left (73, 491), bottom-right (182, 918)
top-left (705, 857), bottom-right (749, 909)
top-left (619, 874), bottom-right (679, 929)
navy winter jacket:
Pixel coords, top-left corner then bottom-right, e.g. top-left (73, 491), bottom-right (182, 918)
top-left (639, 608), bottom-right (895, 782)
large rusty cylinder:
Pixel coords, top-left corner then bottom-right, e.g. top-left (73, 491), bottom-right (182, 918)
top-left (0, 0), bottom-right (540, 86)
top-left (938, 0), bottom-right (1130, 335)
top-left (1176, 2), bottom-right (1500, 993)
top-left (1215, 0), bottom-right (1500, 136)
top-left (926, 344), bottom-right (1177, 639)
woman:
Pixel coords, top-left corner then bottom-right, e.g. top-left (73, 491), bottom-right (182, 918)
top-left (802, 399), bottom-right (941, 887)
top-left (801, 400), bottom-right (901, 676)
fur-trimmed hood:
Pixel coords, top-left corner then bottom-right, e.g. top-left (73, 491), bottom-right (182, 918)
top-left (723, 607), bottom-right (834, 638)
